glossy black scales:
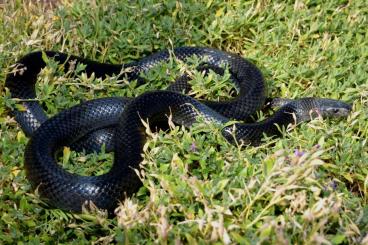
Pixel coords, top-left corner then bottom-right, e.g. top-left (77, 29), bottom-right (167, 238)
top-left (6, 47), bottom-right (351, 212)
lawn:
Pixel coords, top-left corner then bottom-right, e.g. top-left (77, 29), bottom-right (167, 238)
top-left (0, 0), bottom-right (367, 243)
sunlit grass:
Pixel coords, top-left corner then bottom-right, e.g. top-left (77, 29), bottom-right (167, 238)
top-left (0, 0), bottom-right (367, 243)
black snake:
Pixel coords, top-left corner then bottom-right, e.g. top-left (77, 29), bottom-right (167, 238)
top-left (5, 47), bottom-right (351, 213)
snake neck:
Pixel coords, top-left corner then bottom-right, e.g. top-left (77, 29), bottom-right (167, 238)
top-left (223, 98), bottom-right (320, 146)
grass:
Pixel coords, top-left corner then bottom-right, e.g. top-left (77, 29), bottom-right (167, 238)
top-left (0, 0), bottom-right (367, 243)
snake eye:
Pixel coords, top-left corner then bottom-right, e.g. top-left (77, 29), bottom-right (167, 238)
top-left (333, 108), bottom-right (340, 114)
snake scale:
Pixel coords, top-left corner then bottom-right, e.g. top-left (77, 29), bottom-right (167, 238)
top-left (5, 47), bottom-right (351, 213)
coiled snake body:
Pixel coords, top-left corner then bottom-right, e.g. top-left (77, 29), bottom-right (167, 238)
top-left (5, 47), bottom-right (351, 212)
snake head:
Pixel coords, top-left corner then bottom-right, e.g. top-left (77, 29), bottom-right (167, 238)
top-left (291, 98), bottom-right (352, 123)
top-left (314, 98), bottom-right (352, 119)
